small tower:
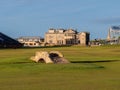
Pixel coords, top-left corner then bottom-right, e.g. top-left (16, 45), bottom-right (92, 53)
top-left (107, 28), bottom-right (111, 41)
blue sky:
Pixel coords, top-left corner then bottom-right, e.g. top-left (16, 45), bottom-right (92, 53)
top-left (0, 0), bottom-right (120, 39)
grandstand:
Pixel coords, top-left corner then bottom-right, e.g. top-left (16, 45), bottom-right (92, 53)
top-left (0, 32), bottom-right (23, 48)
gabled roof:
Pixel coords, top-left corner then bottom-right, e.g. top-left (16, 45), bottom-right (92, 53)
top-left (78, 32), bottom-right (90, 34)
top-left (64, 29), bottom-right (78, 34)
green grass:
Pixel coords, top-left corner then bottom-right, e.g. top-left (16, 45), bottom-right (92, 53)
top-left (0, 45), bottom-right (120, 90)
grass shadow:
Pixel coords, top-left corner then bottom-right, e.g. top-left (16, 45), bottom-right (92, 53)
top-left (0, 61), bottom-right (33, 65)
top-left (71, 60), bottom-right (120, 63)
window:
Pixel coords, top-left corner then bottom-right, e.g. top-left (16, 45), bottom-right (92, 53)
top-left (29, 43), bottom-right (33, 45)
top-left (49, 40), bottom-right (53, 43)
top-left (49, 35), bottom-right (53, 38)
top-left (57, 40), bottom-right (63, 45)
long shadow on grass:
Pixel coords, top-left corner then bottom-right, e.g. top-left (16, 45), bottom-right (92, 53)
top-left (0, 60), bottom-right (119, 66)
top-left (71, 60), bottom-right (120, 63)
top-left (0, 62), bottom-right (33, 65)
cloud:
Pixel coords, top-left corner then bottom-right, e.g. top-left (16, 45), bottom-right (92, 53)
top-left (95, 17), bottom-right (120, 24)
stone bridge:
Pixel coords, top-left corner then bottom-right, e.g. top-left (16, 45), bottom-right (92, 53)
top-left (31, 51), bottom-right (70, 64)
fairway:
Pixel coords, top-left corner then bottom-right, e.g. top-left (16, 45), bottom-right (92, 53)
top-left (0, 45), bottom-right (120, 90)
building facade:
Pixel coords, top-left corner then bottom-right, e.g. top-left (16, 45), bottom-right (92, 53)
top-left (77, 32), bottom-right (90, 45)
top-left (45, 28), bottom-right (90, 46)
top-left (17, 36), bottom-right (43, 47)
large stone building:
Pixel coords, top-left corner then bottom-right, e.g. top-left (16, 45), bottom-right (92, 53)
top-left (45, 28), bottom-right (90, 46)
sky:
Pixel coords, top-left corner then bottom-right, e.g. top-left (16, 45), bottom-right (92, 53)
top-left (0, 0), bottom-right (120, 39)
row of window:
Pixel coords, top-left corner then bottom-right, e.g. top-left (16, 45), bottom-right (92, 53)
top-left (48, 34), bottom-right (76, 39)
top-left (49, 39), bottom-right (77, 45)
top-left (24, 43), bottom-right (39, 46)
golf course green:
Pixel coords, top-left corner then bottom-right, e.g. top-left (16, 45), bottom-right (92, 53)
top-left (0, 45), bottom-right (120, 90)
